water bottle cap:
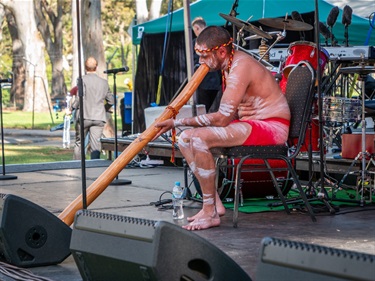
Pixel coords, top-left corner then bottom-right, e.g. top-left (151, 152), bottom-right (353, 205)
top-left (175, 181), bottom-right (180, 186)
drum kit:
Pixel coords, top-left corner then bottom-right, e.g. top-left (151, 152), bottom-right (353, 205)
top-left (219, 13), bottom-right (328, 93)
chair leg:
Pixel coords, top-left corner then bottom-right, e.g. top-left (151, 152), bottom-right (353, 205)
top-left (287, 162), bottom-right (317, 222)
top-left (264, 160), bottom-right (291, 214)
top-left (233, 158), bottom-right (246, 228)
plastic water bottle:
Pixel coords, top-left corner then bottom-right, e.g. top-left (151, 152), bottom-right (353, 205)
top-left (172, 181), bottom-right (184, 219)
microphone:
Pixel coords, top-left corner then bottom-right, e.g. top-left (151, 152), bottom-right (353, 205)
top-left (0, 78), bottom-right (12, 83)
top-left (291, 11), bottom-right (304, 22)
top-left (326, 6), bottom-right (339, 27)
top-left (319, 22), bottom-right (338, 46)
top-left (342, 5), bottom-right (353, 26)
top-left (319, 22), bottom-right (332, 40)
top-left (104, 67), bottom-right (129, 74)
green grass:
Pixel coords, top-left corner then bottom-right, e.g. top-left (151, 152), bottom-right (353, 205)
top-left (2, 111), bottom-right (60, 130)
top-left (2, 110), bottom-right (118, 164)
top-left (4, 145), bottom-right (74, 164)
top-left (2, 110), bottom-right (122, 130)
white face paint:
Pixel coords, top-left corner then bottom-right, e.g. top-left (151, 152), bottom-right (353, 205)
top-left (189, 161), bottom-right (197, 173)
top-left (191, 137), bottom-right (209, 152)
top-left (197, 115), bottom-right (211, 126)
top-left (226, 71), bottom-right (246, 91)
top-left (202, 193), bottom-right (215, 205)
top-left (195, 43), bottom-right (219, 70)
top-left (231, 122), bottom-right (249, 136)
top-left (194, 116), bottom-right (204, 127)
top-left (177, 132), bottom-right (190, 148)
top-left (196, 167), bottom-right (215, 178)
top-left (219, 103), bottom-right (235, 116)
top-left (209, 127), bottom-right (230, 140)
top-left (203, 197), bottom-right (215, 205)
top-left (174, 119), bottom-right (185, 127)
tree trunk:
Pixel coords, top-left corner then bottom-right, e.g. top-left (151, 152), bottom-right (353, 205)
top-left (0, 0), bottom-right (50, 113)
top-left (149, 0), bottom-right (162, 20)
top-left (34, 0), bottom-right (67, 99)
top-left (135, 0), bottom-right (148, 24)
top-left (81, 0), bottom-right (105, 78)
top-left (4, 7), bottom-right (26, 109)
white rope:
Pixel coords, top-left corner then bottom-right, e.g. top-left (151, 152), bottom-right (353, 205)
top-left (0, 262), bottom-right (56, 281)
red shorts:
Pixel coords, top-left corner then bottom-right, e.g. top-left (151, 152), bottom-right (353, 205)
top-left (231, 117), bottom-right (290, 146)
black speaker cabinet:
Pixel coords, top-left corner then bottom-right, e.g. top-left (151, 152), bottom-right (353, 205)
top-left (256, 237), bottom-right (375, 281)
top-left (70, 210), bottom-right (252, 281)
top-left (0, 193), bottom-right (72, 267)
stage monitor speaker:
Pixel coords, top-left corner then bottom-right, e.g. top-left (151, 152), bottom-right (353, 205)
top-left (70, 210), bottom-right (252, 281)
top-left (0, 193), bottom-right (72, 267)
top-left (256, 237), bottom-right (375, 281)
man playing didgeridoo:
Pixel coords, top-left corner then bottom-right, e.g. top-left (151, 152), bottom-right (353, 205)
top-left (154, 26), bottom-right (290, 230)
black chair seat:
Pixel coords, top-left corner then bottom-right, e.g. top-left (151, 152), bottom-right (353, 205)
top-left (225, 145), bottom-right (288, 157)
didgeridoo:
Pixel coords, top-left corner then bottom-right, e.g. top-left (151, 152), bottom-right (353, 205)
top-left (59, 64), bottom-right (209, 226)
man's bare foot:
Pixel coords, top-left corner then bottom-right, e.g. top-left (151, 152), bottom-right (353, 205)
top-left (188, 193), bottom-right (226, 222)
top-left (187, 207), bottom-right (225, 222)
top-left (183, 212), bottom-right (220, 231)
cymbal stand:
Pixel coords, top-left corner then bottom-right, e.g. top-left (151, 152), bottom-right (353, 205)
top-left (235, 16), bottom-right (253, 50)
top-left (108, 71), bottom-right (132, 186)
top-left (335, 72), bottom-right (375, 206)
top-left (257, 31), bottom-right (285, 63)
top-left (311, 0), bottom-right (337, 214)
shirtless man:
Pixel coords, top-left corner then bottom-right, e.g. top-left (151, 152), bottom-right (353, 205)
top-left (155, 26), bottom-right (290, 231)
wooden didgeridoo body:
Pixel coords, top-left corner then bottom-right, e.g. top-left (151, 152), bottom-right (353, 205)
top-left (59, 64), bottom-right (209, 226)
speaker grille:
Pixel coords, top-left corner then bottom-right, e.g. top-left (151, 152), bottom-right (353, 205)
top-left (74, 210), bottom-right (157, 242)
top-left (258, 237), bottom-right (375, 281)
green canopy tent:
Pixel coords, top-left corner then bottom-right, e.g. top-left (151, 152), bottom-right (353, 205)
top-left (133, 0), bottom-right (374, 45)
top-left (131, 0), bottom-right (374, 133)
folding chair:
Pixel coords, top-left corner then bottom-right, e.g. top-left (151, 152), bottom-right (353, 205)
top-left (212, 60), bottom-right (317, 227)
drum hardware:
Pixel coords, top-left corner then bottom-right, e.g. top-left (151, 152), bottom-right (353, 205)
top-left (258, 31), bottom-right (286, 64)
top-left (244, 31), bottom-right (279, 41)
top-left (334, 64), bottom-right (375, 205)
top-left (219, 13), bottom-right (272, 39)
top-left (234, 43), bottom-right (274, 69)
top-left (258, 39), bottom-right (270, 62)
top-left (235, 15), bottom-right (253, 49)
top-left (259, 14), bottom-right (313, 31)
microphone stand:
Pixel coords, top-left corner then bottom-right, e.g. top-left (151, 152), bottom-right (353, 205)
top-left (344, 25), bottom-right (349, 47)
top-left (314, 0), bottom-right (336, 214)
top-left (108, 70), bottom-right (132, 186)
top-left (75, 0), bottom-right (87, 209)
top-left (0, 81), bottom-right (17, 180)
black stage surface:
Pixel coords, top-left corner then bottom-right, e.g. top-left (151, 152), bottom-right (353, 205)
top-left (0, 160), bottom-right (374, 280)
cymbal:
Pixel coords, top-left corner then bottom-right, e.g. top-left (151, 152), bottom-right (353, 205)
top-left (341, 66), bottom-right (375, 75)
top-left (259, 17), bottom-right (313, 31)
top-left (219, 13), bottom-right (272, 39)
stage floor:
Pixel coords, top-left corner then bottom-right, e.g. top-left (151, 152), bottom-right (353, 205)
top-left (0, 160), bottom-right (374, 280)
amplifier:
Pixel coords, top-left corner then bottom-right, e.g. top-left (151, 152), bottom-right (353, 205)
top-left (326, 46), bottom-right (375, 61)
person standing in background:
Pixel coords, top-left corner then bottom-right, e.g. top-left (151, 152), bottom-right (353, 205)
top-left (192, 17), bottom-right (222, 113)
top-left (66, 56), bottom-right (114, 160)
